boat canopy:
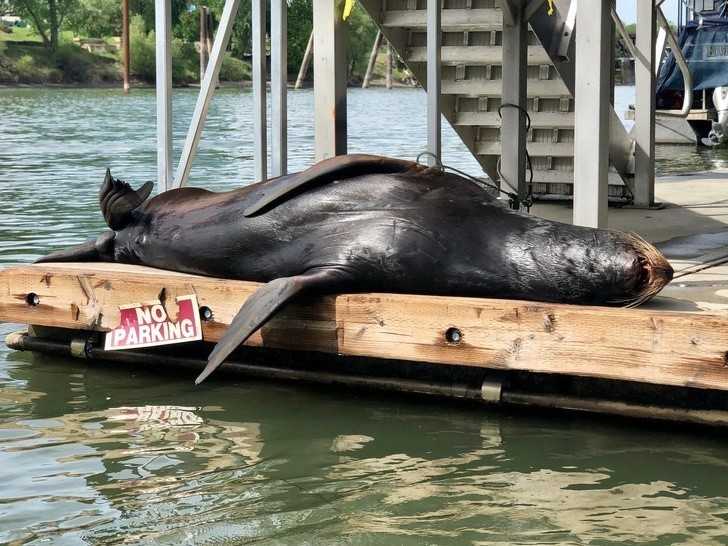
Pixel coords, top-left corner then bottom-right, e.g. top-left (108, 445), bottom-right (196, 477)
top-left (657, 16), bottom-right (728, 92)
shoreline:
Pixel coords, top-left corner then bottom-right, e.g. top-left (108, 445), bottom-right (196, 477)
top-left (0, 79), bottom-right (416, 90)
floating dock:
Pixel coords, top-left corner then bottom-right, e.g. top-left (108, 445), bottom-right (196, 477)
top-left (3, 256), bottom-right (728, 427)
top-left (5, 175), bottom-right (728, 426)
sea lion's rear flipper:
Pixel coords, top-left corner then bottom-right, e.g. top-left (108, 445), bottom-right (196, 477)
top-left (244, 154), bottom-right (422, 217)
top-left (195, 269), bottom-right (342, 385)
top-left (100, 169), bottom-right (154, 230)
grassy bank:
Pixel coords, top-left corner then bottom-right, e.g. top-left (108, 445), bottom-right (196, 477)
top-left (0, 23), bottom-right (249, 86)
top-left (0, 29), bottom-right (120, 84)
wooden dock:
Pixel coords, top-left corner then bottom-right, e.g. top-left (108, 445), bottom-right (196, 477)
top-left (2, 262), bottom-right (728, 426)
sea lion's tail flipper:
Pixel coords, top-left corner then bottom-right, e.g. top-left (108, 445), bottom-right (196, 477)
top-left (195, 269), bottom-right (342, 385)
top-left (100, 168), bottom-right (154, 230)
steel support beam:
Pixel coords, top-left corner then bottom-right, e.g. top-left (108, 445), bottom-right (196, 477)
top-left (633, 0), bottom-right (656, 206)
top-left (155, 0), bottom-right (173, 192)
top-left (427, 0), bottom-right (441, 164)
top-left (253, 0), bottom-right (267, 181)
top-left (573, 0), bottom-right (610, 227)
top-left (271, 0), bottom-right (288, 177)
top-left (174, 0), bottom-right (242, 188)
top-left (362, 30), bottom-right (383, 88)
top-left (121, 0), bottom-right (130, 93)
top-left (295, 31), bottom-right (314, 89)
top-left (501, 0), bottom-right (528, 204)
top-left (313, 0), bottom-right (347, 160)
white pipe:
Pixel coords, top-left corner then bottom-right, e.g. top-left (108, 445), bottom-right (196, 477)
top-left (657, 7), bottom-right (693, 118)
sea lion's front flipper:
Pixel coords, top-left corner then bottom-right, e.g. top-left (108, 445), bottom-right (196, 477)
top-left (195, 269), bottom-right (343, 385)
top-left (100, 169), bottom-right (154, 230)
top-left (244, 154), bottom-right (422, 217)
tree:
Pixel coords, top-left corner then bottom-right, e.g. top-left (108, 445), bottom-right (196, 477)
top-left (65, 0), bottom-right (120, 38)
top-left (10, 0), bottom-right (78, 51)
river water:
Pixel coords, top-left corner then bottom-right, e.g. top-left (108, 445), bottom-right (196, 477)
top-left (1, 86), bottom-right (728, 544)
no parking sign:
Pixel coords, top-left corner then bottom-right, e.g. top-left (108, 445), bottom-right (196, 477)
top-left (104, 295), bottom-right (203, 350)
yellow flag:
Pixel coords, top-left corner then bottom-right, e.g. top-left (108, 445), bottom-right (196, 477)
top-left (343, 0), bottom-right (355, 20)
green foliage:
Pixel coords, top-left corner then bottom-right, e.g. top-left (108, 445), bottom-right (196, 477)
top-left (128, 15), bottom-right (197, 84)
top-left (204, 0), bottom-right (252, 59)
top-left (287, 0), bottom-right (312, 75)
top-left (9, 0), bottom-right (78, 50)
top-left (65, 0), bottom-right (120, 38)
top-left (219, 53), bottom-right (249, 81)
top-left (127, 0), bottom-right (189, 37)
top-left (345, 2), bottom-right (378, 79)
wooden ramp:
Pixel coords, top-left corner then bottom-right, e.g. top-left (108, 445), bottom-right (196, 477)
top-left (2, 262), bottom-right (728, 425)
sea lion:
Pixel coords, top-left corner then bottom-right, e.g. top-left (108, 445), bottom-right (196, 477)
top-left (37, 154), bottom-right (673, 384)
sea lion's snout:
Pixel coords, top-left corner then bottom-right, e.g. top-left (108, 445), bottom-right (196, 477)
top-left (620, 233), bottom-right (673, 307)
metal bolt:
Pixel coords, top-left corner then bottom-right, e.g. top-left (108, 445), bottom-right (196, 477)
top-left (199, 306), bottom-right (213, 321)
top-left (26, 293), bottom-right (40, 306)
top-left (445, 327), bottom-right (462, 344)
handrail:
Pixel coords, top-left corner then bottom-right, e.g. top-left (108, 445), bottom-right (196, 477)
top-left (611, 6), bottom-right (640, 61)
top-left (611, 5), bottom-right (692, 118)
top-left (656, 6), bottom-right (693, 117)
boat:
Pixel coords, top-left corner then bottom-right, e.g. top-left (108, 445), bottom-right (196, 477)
top-left (656, 0), bottom-right (728, 145)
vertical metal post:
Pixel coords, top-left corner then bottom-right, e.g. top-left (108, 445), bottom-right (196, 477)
top-left (199, 6), bottom-right (208, 82)
top-left (121, 0), bottom-right (130, 94)
top-left (427, 0), bottom-right (441, 164)
top-left (573, 0), bottom-right (611, 228)
top-left (313, 0), bottom-right (347, 160)
top-left (501, 0), bottom-right (528, 204)
top-left (155, 0), bottom-right (173, 192)
top-left (633, 0), bottom-right (656, 207)
top-left (271, 0), bottom-right (288, 177)
top-left (174, 0), bottom-right (242, 188)
top-left (253, 0), bottom-right (268, 180)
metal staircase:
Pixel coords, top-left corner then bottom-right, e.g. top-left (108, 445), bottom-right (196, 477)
top-left (361, 0), bottom-right (636, 200)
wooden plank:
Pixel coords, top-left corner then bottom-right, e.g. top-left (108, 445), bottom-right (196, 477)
top-left (3, 263), bottom-right (728, 391)
top-left (476, 141), bottom-right (574, 156)
top-left (442, 79), bottom-right (568, 95)
top-left (382, 8), bottom-right (503, 30)
top-left (406, 45), bottom-right (551, 65)
top-left (455, 111), bottom-right (574, 127)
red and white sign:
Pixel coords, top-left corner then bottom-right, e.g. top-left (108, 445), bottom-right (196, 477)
top-left (104, 295), bottom-right (203, 351)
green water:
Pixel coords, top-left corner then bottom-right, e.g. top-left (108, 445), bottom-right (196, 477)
top-left (1, 87), bottom-right (728, 544)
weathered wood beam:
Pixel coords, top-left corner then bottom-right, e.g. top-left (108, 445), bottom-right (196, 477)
top-left (2, 263), bottom-right (728, 391)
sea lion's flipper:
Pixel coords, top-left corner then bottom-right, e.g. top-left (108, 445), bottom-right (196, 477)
top-left (100, 169), bottom-right (154, 230)
top-left (195, 269), bottom-right (341, 384)
top-left (244, 154), bottom-right (421, 217)
top-left (35, 230), bottom-right (116, 263)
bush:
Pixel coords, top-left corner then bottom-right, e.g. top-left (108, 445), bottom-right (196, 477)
top-left (219, 54), bottom-right (249, 81)
top-left (129, 15), bottom-right (198, 85)
top-left (13, 54), bottom-right (54, 82)
top-left (54, 43), bottom-right (94, 82)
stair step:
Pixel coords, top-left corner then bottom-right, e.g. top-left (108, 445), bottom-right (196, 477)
top-left (443, 79), bottom-right (569, 95)
top-left (406, 45), bottom-right (551, 65)
top-left (382, 8), bottom-right (502, 31)
top-left (455, 111), bottom-right (574, 127)
top-left (475, 141), bottom-right (574, 156)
